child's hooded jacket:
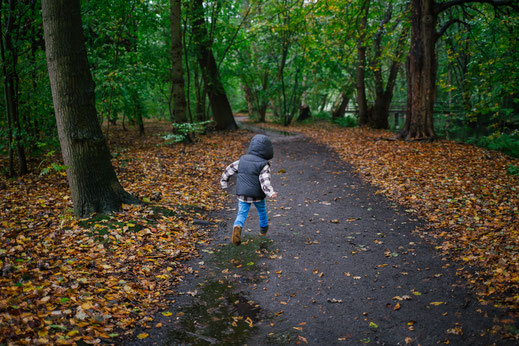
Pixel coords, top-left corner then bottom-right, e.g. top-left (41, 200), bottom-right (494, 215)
top-left (236, 135), bottom-right (273, 199)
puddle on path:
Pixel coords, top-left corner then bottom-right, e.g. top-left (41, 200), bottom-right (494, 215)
top-left (165, 279), bottom-right (261, 345)
top-left (165, 236), bottom-right (284, 345)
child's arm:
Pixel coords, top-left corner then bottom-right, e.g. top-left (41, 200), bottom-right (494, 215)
top-left (220, 160), bottom-right (239, 189)
top-left (259, 163), bottom-right (277, 198)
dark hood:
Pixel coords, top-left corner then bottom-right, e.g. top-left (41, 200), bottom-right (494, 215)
top-left (248, 134), bottom-right (273, 160)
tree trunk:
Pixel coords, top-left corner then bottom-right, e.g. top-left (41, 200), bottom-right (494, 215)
top-left (170, 0), bottom-right (187, 123)
top-left (319, 93), bottom-right (328, 112)
top-left (42, 0), bottom-right (139, 217)
top-left (356, 0), bottom-right (370, 126)
top-left (399, 0), bottom-right (437, 140)
top-left (258, 70), bottom-right (269, 122)
top-left (242, 82), bottom-right (255, 117)
top-left (370, 13), bottom-right (407, 129)
top-left (191, 0), bottom-right (236, 130)
top-left (193, 68), bottom-right (206, 121)
top-left (297, 104), bottom-right (311, 122)
top-left (332, 91), bottom-right (350, 119)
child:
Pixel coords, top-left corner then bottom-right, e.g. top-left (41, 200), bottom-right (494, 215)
top-left (220, 134), bottom-right (278, 245)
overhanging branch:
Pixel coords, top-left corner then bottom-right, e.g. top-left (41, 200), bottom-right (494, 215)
top-left (436, 18), bottom-right (468, 41)
top-left (436, 0), bottom-right (519, 14)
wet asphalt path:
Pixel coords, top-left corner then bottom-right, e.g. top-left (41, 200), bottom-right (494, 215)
top-left (127, 127), bottom-right (512, 345)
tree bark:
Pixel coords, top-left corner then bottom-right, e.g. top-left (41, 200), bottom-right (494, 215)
top-left (297, 104), bottom-right (311, 122)
top-left (399, 0), bottom-right (437, 140)
top-left (257, 70), bottom-right (269, 122)
top-left (370, 11), bottom-right (408, 129)
top-left (242, 82), bottom-right (255, 117)
top-left (42, 0), bottom-right (139, 217)
top-left (170, 0), bottom-right (187, 123)
top-left (332, 91), bottom-right (350, 119)
top-left (191, 0), bottom-right (237, 130)
top-left (356, 0), bottom-right (370, 126)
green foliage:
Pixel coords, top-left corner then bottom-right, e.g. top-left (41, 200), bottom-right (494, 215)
top-left (313, 111), bottom-right (332, 121)
top-left (467, 133), bottom-right (519, 158)
top-left (39, 162), bottom-right (70, 177)
top-left (163, 120), bottom-right (214, 144)
top-left (333, 116), bottom-right (358, 128)
top-left (38, 150), bottom-right (69, 176)
top-left (506, 164), bottom-right (519, 176)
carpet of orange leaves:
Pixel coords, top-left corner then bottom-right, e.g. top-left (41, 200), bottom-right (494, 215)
top-left (0, 121), bottom-right (249, 344)
top-left (1, 118), bottom-right (518, 344)
top-left (257, 120), bottom-right (519, 316)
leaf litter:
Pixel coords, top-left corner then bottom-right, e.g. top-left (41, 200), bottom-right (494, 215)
top-left (0, 121), bottom-right (249, 344)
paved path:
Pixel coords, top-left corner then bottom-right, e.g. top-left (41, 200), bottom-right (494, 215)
top-left (128, 127), bottom-right (511, 345)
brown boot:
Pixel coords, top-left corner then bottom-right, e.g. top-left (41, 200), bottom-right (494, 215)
top-left (232, 225), bottom-right (242, 246)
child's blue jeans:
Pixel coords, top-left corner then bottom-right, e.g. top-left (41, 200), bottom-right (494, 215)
top-left (233, 200), bottom-right (268, 229)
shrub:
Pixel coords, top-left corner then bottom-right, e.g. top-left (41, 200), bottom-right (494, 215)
top-left (507, 164), bottom-right (519, 176)
top-left (467, 132), bottom-right (519, 158)
top-left (313, 111), bottom-right (331, 121)
top-left (162, 120), bottom-right (214, 144)
top-left (333, 116), bottom-right (358, 128)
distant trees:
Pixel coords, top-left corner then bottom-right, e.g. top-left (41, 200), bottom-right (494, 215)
top-left (2, 0), bottom-right (518, 184)
top-left (191, 0), bottom-right (237, 130)
top-left (0, 0), bottom-right (35, 176)
top-left (42, 0), bottom-right (138, 216)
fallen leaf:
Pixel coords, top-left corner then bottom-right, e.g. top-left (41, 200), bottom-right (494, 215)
top-left (137, 333), bottom-right (149, 339)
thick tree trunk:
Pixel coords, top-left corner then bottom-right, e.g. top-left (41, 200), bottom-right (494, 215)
top-left (370, 94), bottom-right (391, 129)
top-left (356, 0), bottom-right (370, 126)
top-left (400, 0), bottom-right (437, 140)
top-left (42, 0), bottom-right (138, 217)
top-left (191, 0), bottom-right (236, 130)
top-left (170, 0), bottom-right (187, 123)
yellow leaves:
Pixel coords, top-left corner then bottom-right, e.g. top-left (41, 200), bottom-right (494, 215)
top-left (161, 311), bottom-right (173, 316)
top-left (67, 330), bottom-right (79, 337)
top-left (137, 333), bottom-right (149, 339)
top-left (81, 301), bottom-right (94, 310)
top-left (245, 317), bottom-right (254, 328)
top-left (430, 301), bottom-right (446, 306)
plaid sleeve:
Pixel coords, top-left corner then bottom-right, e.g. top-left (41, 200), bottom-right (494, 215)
top-left (259, 163), bottom-right (275, 197)
top-left (220, 160), bottom-right (239, 189)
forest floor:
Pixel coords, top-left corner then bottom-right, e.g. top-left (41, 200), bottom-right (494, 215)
top-left (0, 117), bottom-right (518, 344)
